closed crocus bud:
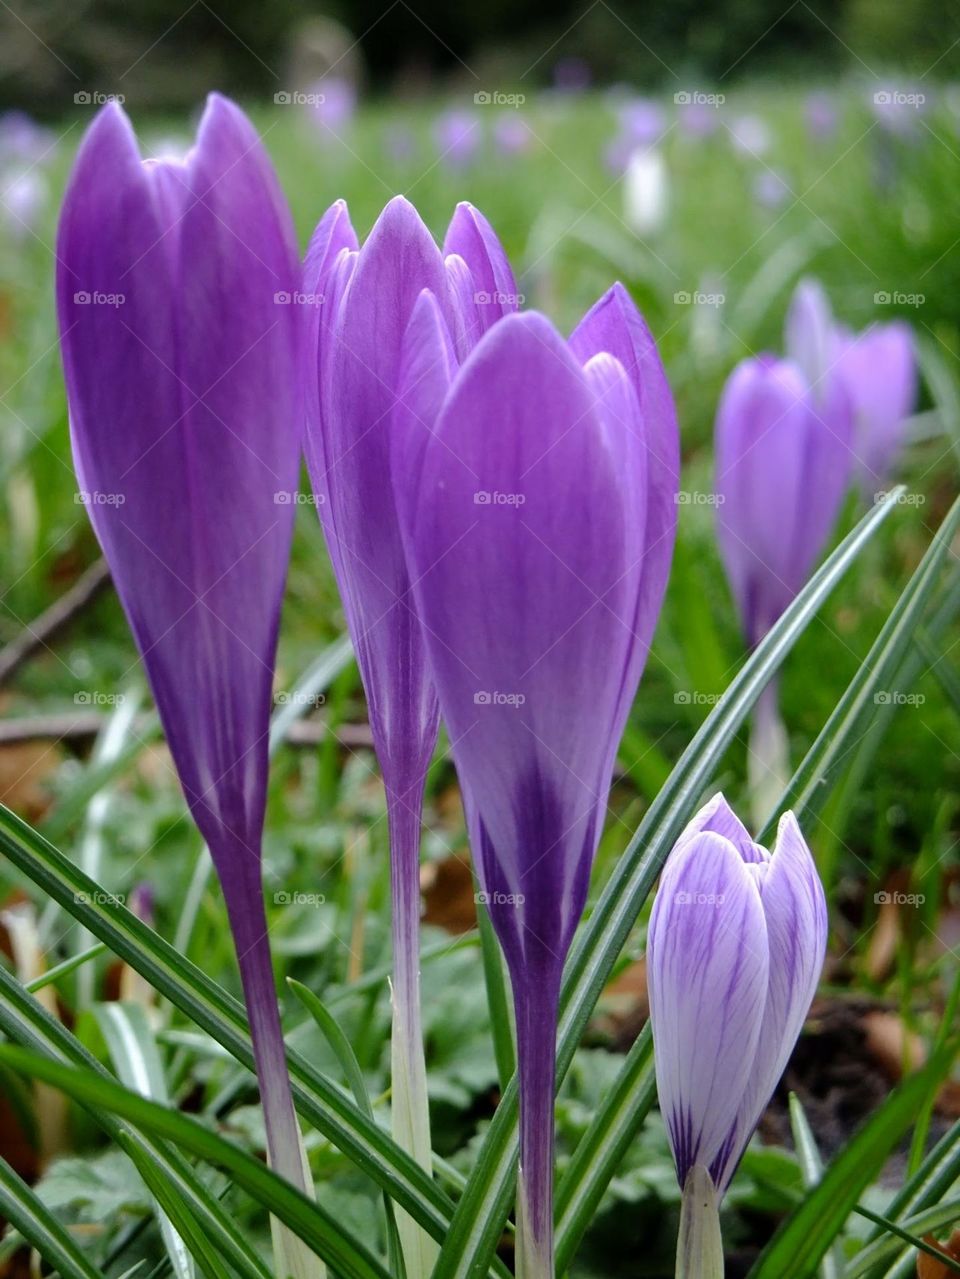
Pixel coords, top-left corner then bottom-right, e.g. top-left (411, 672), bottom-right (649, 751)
top-left (56, 96), bottom-right (312, 1258)
top-left (715, 354), bottom-right (852, 648)
top-left (302, 193), bottom-right (518, 1276)
top-left (835, 321), bottom-right (917, 495)
top-left (714, 354), bottom-right (852, 824)
top-left (647, 794), bottom-right (827, 1275)
top-left (394, 285), bottom-right (679, 1278)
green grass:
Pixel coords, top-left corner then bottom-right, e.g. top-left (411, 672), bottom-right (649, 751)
top-left (0, 79), bottom-right (958, 1278)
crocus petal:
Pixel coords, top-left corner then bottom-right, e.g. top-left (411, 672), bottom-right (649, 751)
top-left (676, 792), bottom-right (768, 863)
top-left (57, 95), bottom-right (300, 862)
top-left (711, 812), bottom-right (827, 1190)
top-left (401, 311), bottom-right (639, 967)
top-left (837, 321), bottom-right (917, 491)
top-left (307, 195), bottom-right (449, 779)
top-left (443, 201), bottom-right (519, 335)
top-left (569, 282), bottom-right (680, 720)
top-left (648, 831), bottom-right (770, 1185)
top-left (785, 278), bottom-right (834, 392)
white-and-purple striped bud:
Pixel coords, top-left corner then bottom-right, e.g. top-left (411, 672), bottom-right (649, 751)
top-left (647, 794), bottom-right (827, 1199)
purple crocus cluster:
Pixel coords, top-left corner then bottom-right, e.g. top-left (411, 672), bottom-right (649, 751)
top-left (55, 93), bottom-right (840, 1279)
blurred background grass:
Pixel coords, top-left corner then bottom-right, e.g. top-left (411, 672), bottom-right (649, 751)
top-left (0, 2), bottom-right (958, 1275)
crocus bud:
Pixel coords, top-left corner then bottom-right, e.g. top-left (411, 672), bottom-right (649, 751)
top-left (647, 794), bottom-right (827, 1212)
top-left (56, 95), bottom-right (312, 1247)
top-left (395, 285), bottom-right (679, 1278)
top-left (715, 354), bottom-right (852, 647)
top-left (302, 194), bottom-right (519, 1276)
top-left (835, 321), bottom-right (917, 494)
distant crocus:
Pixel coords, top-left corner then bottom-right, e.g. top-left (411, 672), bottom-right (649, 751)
top-left (302, 194), bottom-right (519, 1274)
top-left (433, 108), bottom-right (481, 168)
top-left (648, 794), bottom-right (826, 1272)
top-left (714, 352), bottom-right (851, 823)
top-left (678, 99), bottom-right (720, 139)
top-left (753, 168), bottom-right (790, 210)
top-left (835, 322), bottom-right (917, 496)
top-left (56, 94), bottom-right (311, 1243)
top-left (2, 168), bottom-right (48, 237)
top-left (729, 113), bottom-right (771, 156)
top-left (493, 114), bottom-right (533, 156)
top-left (805, 91), bottom-right (838, 142)
top-left (305, 76), bottom-right (357, 138)
top-left (619, 97), bottom-right (668, 146)
top-left (395, 285), bottom-right (679, 1277)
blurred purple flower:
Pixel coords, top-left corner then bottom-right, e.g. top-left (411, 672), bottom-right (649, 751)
top-left (2, 168), bottom-right (48, 237)
top-left (677, 99), bottom-right (720, 139)
top-left (433, 108), bottom-right (481, 168)
top-left (493, 113), bottom-right (533, 156)
top-left (729, 113), bottom-right (771, 156)
top-left (394, 283), bottom-right (679, 1275)
top-left (0, 111), bottom-right (54, 166)
top-left (618, 97), bottom-right (668, 146)
top-left (753, 169), bottom-right (790, 209)
top-left (835, 321), bottom-right (917, 493)
top-left (302, 195), bottom-right (519, 1268)
top-left (56, 96), bottom-right (307, 1196)
top-left (714, 353), bottom-right (852, 647)
top-left (305, 76), bottom-right (357, 137)
top-left (648, 794), bottom-right (826, 1197)
top-left (805, 91), bottom-right (838, 141)
top-left (383, 123), bottom-right (417, 166)
top-left (552, 56), bottom-right (591, 94)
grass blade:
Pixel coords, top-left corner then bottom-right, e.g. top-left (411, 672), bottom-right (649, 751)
top-left (0, 1154), bottom-right (103, 1279)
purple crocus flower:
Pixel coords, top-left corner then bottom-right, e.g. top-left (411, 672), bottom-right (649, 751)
top-left (714, 354), bottom-right (852, 648)
top-left (55, 96), bottom-right (308, 1208)
top-left (302, 194), bottom-right (519, 1272)
top-left (835, 322), bottom-right (917, 495)
top-left (305, 76), bottom-right (357, 138)
top-left (433, 108), bottom-right (481, 169)
top-left (647, 794), bottom-right (826, 1213)
top-left (493, 114), bottom-right (533, 157)
top-left (394, 284), bottom-right (679, 1277)
top-left (805, 91), bottom-right (838, 142)
top-left (618, 97), bottom-right (668, 146)
top-left (753, 168), bottom-right (790, 210)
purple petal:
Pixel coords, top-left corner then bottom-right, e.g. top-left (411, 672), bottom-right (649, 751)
top-left (400, 311), bottom-right (640, 966)
top-left (569, 282), bottom-right (680, 719)
top-left (443, 201), bottom-right (519, 340)
top-left (711, 812), bottom-right (827, 1190)
top-left (836, 321), bottom-right (917, 491)
top-left (784, 278), bottom-right (834, 391)
top-left (676, 793), bottom-right (768, 863)
top-left (306, 194), bottom-right (448, 782)
top-left (647, 831), bottom-right (770, 1185)
top-left (57, 94), bottom-right (300, 863)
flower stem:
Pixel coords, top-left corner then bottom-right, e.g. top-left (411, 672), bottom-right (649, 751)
top-left (676, 1165), bottom-right (724, 1279)
top-left (513, 965), bottom-right (562, 1279)
top-left (223, 879), bottom-right (324, 1279)
top-left (386, 780), bottom-right (437, 1279)
top-left (748, 675), bottom-right (789, 831)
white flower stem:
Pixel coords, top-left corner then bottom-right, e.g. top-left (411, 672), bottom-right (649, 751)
top-left (387, 785), bottom-right (438, 1279)
top-left (676, 1166), bottom-right (724, 1279)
